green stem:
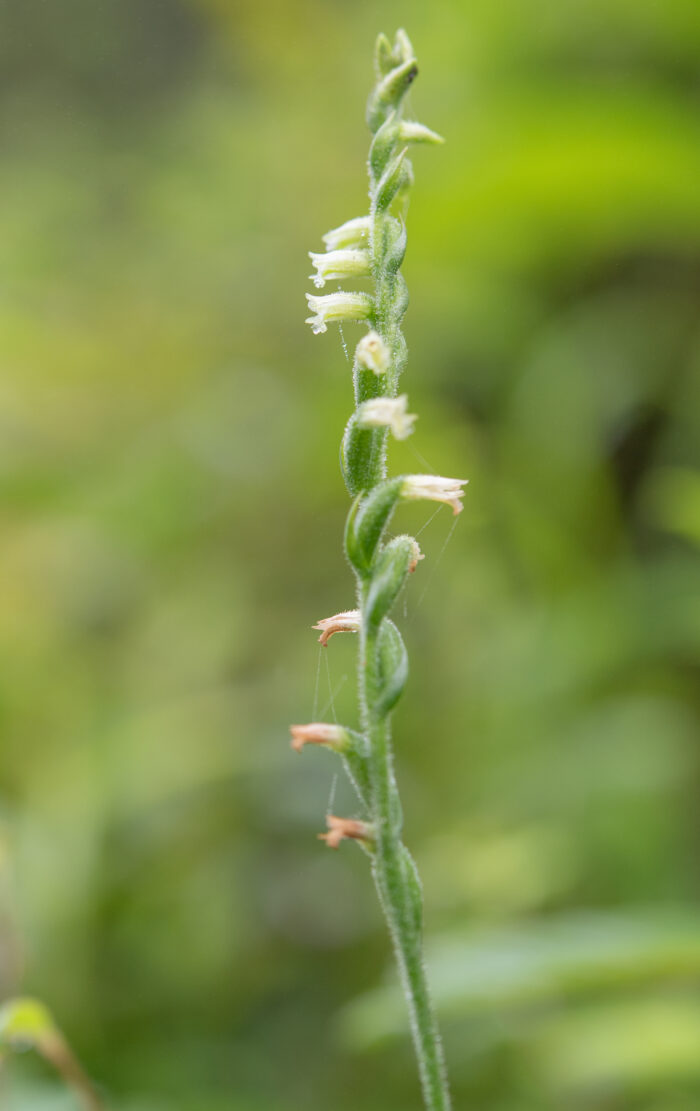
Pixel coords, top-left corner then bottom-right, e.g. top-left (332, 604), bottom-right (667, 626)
top-left (360, 623), bottom-right (451, 1111)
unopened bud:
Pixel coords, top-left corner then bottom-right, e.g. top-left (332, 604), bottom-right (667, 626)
top-left (318, 815), bottom-right (375, 850)
top-left (401, 474), bottom-right (469, 516)
top-left (290, 723), bottom-right (350, 754)
top-left (322, 216), bottom-right (371, 252)
top-left (357, 394), bottom-right (417, 440)
top-left (305, 292), bottom-right (373, 335)
top-left (399, 120), bottom-right (445, 145)
top-left (312, 609), bottom-right (362, 646)
top-left (356, 330), bottom-right (390, 375)
top-left (308, 249), bottom-right (370, 289)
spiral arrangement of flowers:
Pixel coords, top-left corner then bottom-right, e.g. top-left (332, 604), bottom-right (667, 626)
top-left (291, 29), bottom-right (463, 1111)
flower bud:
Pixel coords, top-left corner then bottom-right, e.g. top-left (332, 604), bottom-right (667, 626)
top-left (308, 249), bottom-right (370, 289)
top-left (322, 216), bottom-right (371, 252)
top-left (399, 120), bottom-right (445, 145)
top-left (290, 723), bottom-right (350, 754)
top-left (367, 58), bottom-right (419, 132)
top-left (313, 609), bottom-right (362, 646)
top-left (318, 815), bottom-right (375, 851)
top-left (401, 474), bottom-right (468, 515)
top-left (394, 28), bottom-right (415, 64)
top-left (356, 330), bottom-right (390, 375)
top-left (357, 394), bottom-right (417, 440)
top-left (305, 292), bottom-right (373, 335)
top-left (374, 32), bottom-right (394, 77)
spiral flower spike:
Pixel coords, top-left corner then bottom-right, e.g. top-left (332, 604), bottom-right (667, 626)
top-left (291, 29), bottom-right (460, 1111)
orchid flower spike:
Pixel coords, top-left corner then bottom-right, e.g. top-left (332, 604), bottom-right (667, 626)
top-left (402, 474), bottom-right (469, 515)
top-left (312, 609), bottom-right (362, 646)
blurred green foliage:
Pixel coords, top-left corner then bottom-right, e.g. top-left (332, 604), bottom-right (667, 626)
top-left (0, 0), bottom-right (698, 1108)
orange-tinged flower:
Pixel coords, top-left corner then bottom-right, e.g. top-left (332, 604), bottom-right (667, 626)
top-left (312, 609), bottom-right (362, 646)
top-left (289, 723), bottom-right (349, 754)
top-left (318, 815), bottom-right (374, 850)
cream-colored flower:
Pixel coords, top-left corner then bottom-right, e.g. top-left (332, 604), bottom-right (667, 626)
top-left (322, 216), bottom-right (371, 252)
top-left (401, 474), bottom-right (468, 516)
top-left (308, 249), bottom-right (370, 289)
top-left (312, 609), bottom-right (362, 646)
top-left (355, 330), bottom-right (390, 375)
top-left (289, 723), bottom-right (349, 754)
top-left (305, 292), bottom-right (373, 335)
top-left (357, 394), bottom-right (416, 440)
top-left (318, 815), bottom-right (374, 850)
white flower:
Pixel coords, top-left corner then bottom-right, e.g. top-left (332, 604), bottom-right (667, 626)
top-left (401, 474), bottom-right (468, 516)
top-left (312, 609), bottom-right (362, 646)
top-left (357, 394), bottom-right (417, 440)
top-left (305, 292), bottom-right (373, 335)
top-left (289, 723), bottom-right (349, 754)
top-left (322, 216), bottom-right (371, 252)
top-left (355, 330), bottom-right (390, 374)
top-left (308, 249), bottom-right (370, 289)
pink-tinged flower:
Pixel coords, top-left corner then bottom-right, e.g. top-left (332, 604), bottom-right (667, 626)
top-left (318, 815), bottom-right (374, 850)
top-left (289, 723), bottom-right (349, 754)
top-left (355, 330), bottom-right (390, 375)
top-left (305, 292), bottom-right (373, 335)
top-left (401, 474), bottom-right (468, 516)
top-left (308, 249), bottom-right (370, 289)
top-left (312, 609), bottom-right (362, 646)
top-left (357, 394), bottom-right (417, 440)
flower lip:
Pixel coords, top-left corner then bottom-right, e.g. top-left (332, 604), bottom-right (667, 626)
top-left (305, 292), bottom-right (373, 335)
top-left (318, 815), bottom-right (375, 850)
top-left (289, 723), bottom-right (349, 754)
top-left (401, 474), bottom-right (469, 516)
top-left (312, 609), bottom-right (362, 646)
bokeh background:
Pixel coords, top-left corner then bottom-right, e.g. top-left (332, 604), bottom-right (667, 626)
top-left (0, 1), bottom-right (699, 1108)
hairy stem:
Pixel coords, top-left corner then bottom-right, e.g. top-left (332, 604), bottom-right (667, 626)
top-left (360, 620), bottom-right (451, 1111)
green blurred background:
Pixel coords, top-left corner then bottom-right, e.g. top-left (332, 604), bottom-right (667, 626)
top-left (0, 0), bottom-right (699, 1108)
